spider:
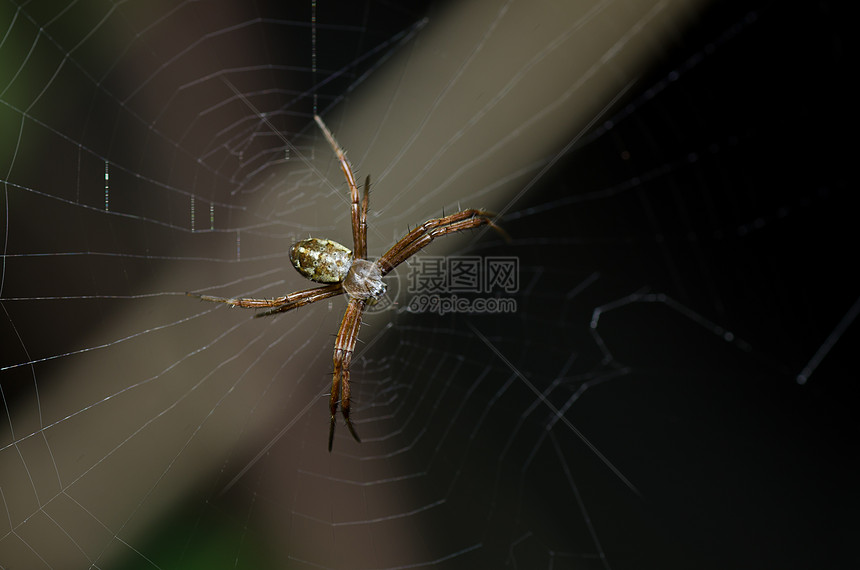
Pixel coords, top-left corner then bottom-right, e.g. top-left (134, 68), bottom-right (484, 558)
top-left (191, 115), bottom-right (498, 450)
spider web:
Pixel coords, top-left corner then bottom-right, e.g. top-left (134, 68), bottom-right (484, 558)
top-left (1, 0), bottom-right (854, 569)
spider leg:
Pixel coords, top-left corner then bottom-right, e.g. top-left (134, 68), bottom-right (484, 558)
top-left (358, 175), bottom-right (370, 259)
top-left (314, 114), bottom-right (365, 259)
top-left (329, 297), bottom-right (366, 451)
top-left (378, 210), bottom-right (499, 275)
top-left (188, 283), bottom-right (343, 317)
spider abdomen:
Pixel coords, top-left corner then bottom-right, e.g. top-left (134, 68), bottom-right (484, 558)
top-left (289, 238), bottom-right (353, 283)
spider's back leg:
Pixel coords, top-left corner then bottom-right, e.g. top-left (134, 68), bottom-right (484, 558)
top-left (329, 297), bottom-right (365, 450)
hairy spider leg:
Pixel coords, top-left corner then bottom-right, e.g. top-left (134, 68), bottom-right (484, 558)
top-left (330, 297), bottom-right (365, 450)
top-left (377, 209), bottom-right (497, 275)
top-left (314, 115), bottom-right (365, 259)
top-left (358, 175), bottom-right (370, 259)
top-left (253, 284), bottom-right (344, 317)
top-left (188, 282), bottom-right (344, 314)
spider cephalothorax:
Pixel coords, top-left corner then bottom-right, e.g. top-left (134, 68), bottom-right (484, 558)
top-left (191, 115), bottom-right (497, 450)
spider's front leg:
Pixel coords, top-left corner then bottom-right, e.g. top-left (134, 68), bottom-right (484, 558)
top-left (378, 209), bottom-right (501, 275)
top-left (187, 283), bottom-right (344, 316)
top-left (329, 297), bottom-right (365, 450)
